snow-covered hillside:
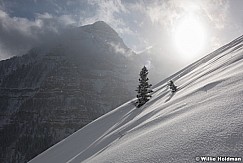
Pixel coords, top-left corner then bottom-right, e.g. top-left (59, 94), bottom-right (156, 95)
top-left (29, 35), bottom-right (243, 163)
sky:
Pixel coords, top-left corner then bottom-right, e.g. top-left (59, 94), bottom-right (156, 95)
top-left (0, 0), bottom-right (243, 64)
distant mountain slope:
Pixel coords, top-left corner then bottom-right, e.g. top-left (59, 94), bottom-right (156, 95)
top-left (29, 35), bottom-right (243, 163)
top-left (0, 21), bottom-right (143, 163)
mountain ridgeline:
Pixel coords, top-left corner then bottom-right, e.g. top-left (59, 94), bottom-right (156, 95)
top-left (0, 21), bottom-right (145, 163)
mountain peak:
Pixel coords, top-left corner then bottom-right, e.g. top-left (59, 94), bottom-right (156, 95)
top-left (92, 21), bottom-right (111, 28)
top-left (81, 21), bottom-right (122, 42)
top-left (80, 21), bottom-right (127, 50)
top-left (82, 21), bottom-right (118, 36)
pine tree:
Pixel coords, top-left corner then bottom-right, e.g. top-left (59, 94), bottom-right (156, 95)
top-left (136, 66), bottom-right (153, 107)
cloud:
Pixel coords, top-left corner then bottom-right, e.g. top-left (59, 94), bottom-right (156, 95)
top-left (131, 0), bottom-right (229, 32)
top-left (0, 0), bottom-right (137, 60)
top-left (201, 0), bottom-right (229, 29)
top-left (0, 9), bottom-right (76, 59)
top-left (145, 60), bottom-right (152, 69)
top-left (108, 42), bottom-right (133, 57)
top-left (0, 9), bottom-right (40, 58)
top-left (75, 0), bottom-right (232, 54)
top-left (0, 0), bottom-right (5, 10)
top-left (125, 0), bottom-right (236, 55)
top-left (80, 0), bottom-right (133, 35)
top-left (0, 0), bottom-right (242, 62)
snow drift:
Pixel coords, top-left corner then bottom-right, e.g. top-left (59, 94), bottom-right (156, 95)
top-left (29, 35), bottom-right (243, 163)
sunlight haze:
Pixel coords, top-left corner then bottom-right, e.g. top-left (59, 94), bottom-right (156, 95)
top-left (0, 0), bottom-right (242, 70)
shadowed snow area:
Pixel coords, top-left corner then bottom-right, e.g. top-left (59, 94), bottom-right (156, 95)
top-left (29, 35), bottom-right (243, 163)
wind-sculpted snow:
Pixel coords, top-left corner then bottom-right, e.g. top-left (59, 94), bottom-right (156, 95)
top-left (30, 36), bottom-right (243, 163)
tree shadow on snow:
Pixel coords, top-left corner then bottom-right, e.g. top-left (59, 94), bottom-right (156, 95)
top-left (165, 92), bottom-right (176, 103)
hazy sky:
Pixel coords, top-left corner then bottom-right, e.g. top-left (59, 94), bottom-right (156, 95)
top-left (0, 0), bottom-right (242, 63)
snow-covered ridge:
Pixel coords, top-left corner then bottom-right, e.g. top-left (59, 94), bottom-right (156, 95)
top-left (29, 35), bottom-right (243, 163)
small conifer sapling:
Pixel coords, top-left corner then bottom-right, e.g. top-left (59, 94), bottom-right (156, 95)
top-left (168, 80), bottom-right (177, 92)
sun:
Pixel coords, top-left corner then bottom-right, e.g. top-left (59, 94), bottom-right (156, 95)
top-left (174, 15), bottom-right (206, 60)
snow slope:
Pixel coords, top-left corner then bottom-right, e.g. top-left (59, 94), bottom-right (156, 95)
top-left (29, 35), bottom-right (243, 163)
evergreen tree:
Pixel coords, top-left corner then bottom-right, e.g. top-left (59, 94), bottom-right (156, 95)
top-left (136, 66), bottom-right (153, 107)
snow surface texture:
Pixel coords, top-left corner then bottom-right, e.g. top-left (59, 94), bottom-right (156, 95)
top-left (29, 35), bottom-right (243, 163)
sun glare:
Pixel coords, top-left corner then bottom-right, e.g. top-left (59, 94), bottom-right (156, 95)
top-left (174, 15), bottom-right (206, 60)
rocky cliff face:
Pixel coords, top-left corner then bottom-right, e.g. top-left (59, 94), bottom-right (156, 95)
top-left (0, 21), bottom-right (142, 163)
